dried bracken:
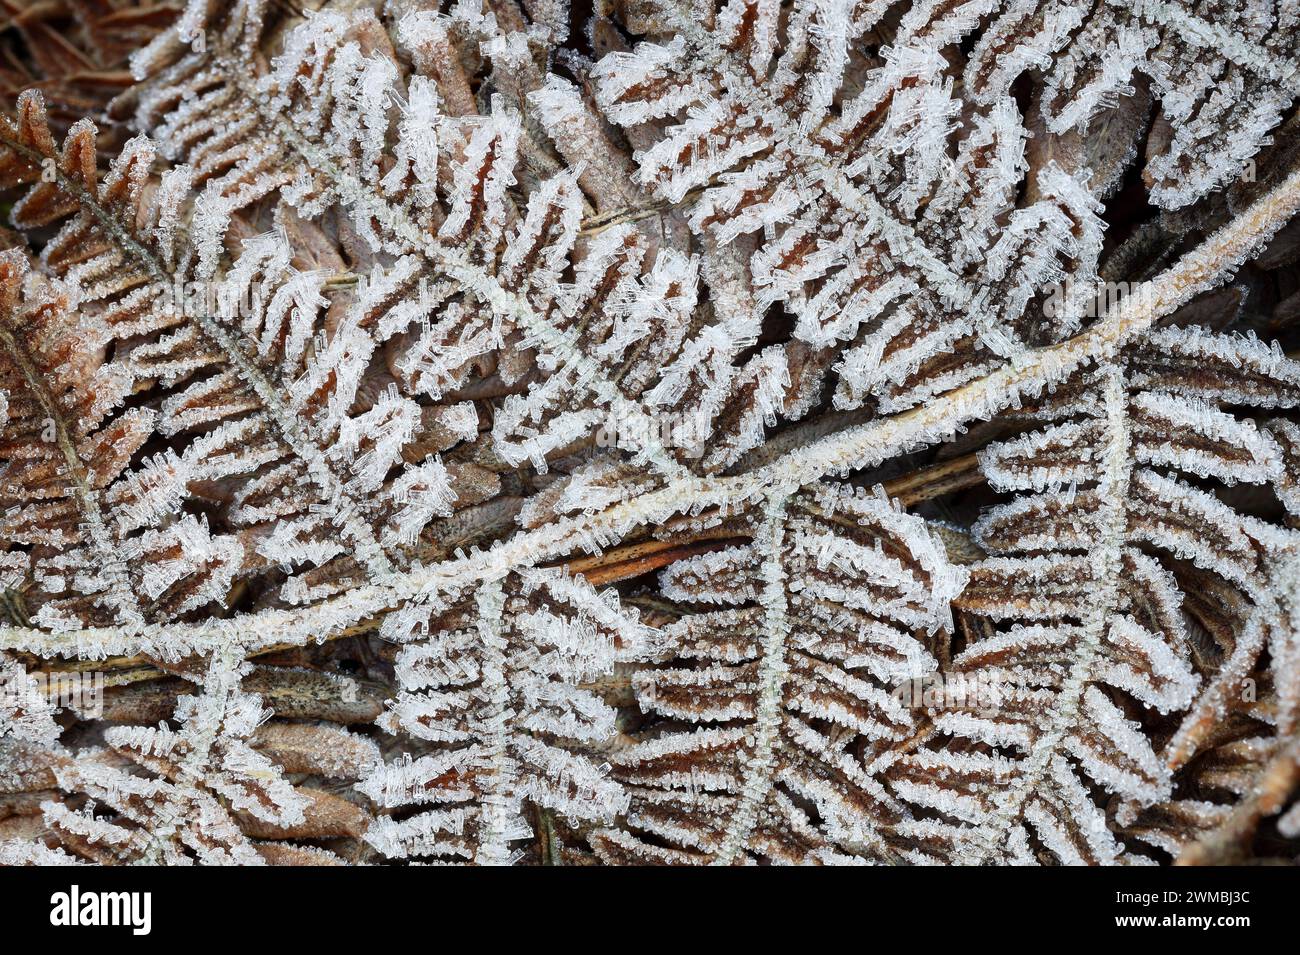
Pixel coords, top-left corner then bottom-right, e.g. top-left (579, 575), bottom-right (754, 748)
top-left (0, 0), bottom-right (1299, 866)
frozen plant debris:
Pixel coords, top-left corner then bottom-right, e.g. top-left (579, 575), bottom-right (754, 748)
top-left (0, 0), bottom-right (1298, 866)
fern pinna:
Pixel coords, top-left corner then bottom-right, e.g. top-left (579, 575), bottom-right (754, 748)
top-left (891, 327), bottom-right (1300, 864)
top-left (0, 0), bottom-right (1299, 865)
top-left (592, 483), bottom-right (968, 864)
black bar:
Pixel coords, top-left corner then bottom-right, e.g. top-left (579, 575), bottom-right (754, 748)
top-left (0, 864), bottom-right (1287, 943)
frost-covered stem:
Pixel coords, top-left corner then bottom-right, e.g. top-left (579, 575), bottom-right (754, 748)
top-left (218, 59), bottom-right (689, 483)
top-left (0, 129), bottom-right (395, 581)
top-left (0, 322), bottom-right (143, 629)
top-left (472, 579), bottom-right (515, 866)
top-left (967, 365), bottom-right (1132, 864)
top-left (713, 490), bottom-right (791, 864)
top-left (578, 190), bottom-right (705, 235)
top-left (135, 641), bottom-right (241, 864)
top-left (5, 164), bottom-right (1299, 663)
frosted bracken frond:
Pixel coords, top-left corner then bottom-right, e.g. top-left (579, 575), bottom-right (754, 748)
top-left (1, 0), bottom-right (1299, 867)
top-left (894, 331), bottom-right (1300, 864)
top-left (20, 647), bottom-right (329, 865)
top-left (591, 0), bottom-right (1108, 464)
top-left (590, 483), bottom-right (969, 864)
top-left (358, 569), bottom-right (644, 863)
